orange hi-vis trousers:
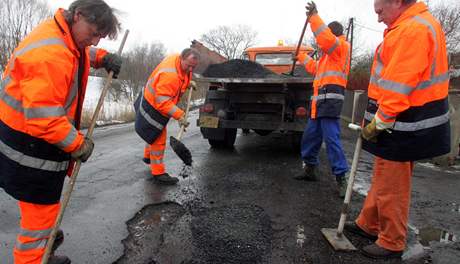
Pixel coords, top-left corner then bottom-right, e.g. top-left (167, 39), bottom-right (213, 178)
top-left (143, 128), bottom-right (167, 176)
top-left (356, 156), bottom-right (414, 251)
top-left (14, 201), bottom-right (60, 264)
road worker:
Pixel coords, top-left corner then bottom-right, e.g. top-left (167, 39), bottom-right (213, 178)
top-left (0, 0), bottom-right (122, 263)
top-left (135, 48), bottom-right (199, 185)
top-left (293, 1), bottom-right (351, 198)
top-left (344, 0), bottom-right (450, 259)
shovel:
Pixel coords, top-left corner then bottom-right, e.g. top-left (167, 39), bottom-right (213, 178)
top-left (169, 84), bottom-right (194, 166)
top-left (41, 30), bottom-right (129, 264)
top-left (321, 123), bottom-right (362, 251)
top-left (289, 15), bottom-right (311, 76)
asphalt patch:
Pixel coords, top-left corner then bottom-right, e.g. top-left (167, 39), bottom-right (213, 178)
top-left (189, 203), bottom-right (273, 263)
top-left (202, 59), bottom-right (280, 78)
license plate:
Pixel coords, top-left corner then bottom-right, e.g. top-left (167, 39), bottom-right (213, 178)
top-left (199, 116), bottom-right (219, 128)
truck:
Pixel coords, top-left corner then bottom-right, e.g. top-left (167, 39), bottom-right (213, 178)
top-left (195, 44), bottom-right (315, 149)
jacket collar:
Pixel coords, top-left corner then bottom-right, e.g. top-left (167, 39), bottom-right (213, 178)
top-left (385, 2), bottom-right (428, 34)
top-left (54, 8), bottom-right (81, 57)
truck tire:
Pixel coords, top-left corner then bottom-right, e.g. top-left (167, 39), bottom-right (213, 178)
top-left (208, 128), bottom-right (237, 149)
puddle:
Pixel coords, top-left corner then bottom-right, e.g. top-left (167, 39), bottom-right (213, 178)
top-left (418, 226), bottom-right (457, 246)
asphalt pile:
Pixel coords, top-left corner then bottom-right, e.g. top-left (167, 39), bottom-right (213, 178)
top-left (202, 59), bottom-right (279, 78)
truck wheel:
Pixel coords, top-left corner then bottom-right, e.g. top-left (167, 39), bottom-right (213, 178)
top-left (208, 128), bottom-right (237, 149)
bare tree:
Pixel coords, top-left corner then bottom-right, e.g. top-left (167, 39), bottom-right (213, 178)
top-left (114, 42), bottom-right (166, 102)
top-left (0, 0), bottom-right (52, 71)
top-left (200, 24), bottom-right (257, 59)
top-left (431, 1), bottom-right (460, 52)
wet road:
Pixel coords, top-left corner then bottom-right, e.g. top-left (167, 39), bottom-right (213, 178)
top-left (1, 111), bottom-right (459, 263)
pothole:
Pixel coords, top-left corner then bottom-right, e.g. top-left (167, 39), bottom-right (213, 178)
top-left (114, 202), bottom-right (187, 264)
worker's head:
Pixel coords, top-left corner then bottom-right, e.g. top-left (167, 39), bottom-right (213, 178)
top-left (374, 0), bottom-right (417, 27)
top-left (180, 48), bottom-right (200, 74)
top-left (328, 21), bottom-right (344, 37)
top-left (64, 0), bottom-right (120, 49)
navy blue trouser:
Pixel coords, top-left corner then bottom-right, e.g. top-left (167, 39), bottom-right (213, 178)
top-left (301, 117), bottom-right (348, 177)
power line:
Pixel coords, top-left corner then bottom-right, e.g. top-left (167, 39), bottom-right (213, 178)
top-left (354, 20), bottom-right (383, 33)
top-left (354, 22), bottom-right (383, 33)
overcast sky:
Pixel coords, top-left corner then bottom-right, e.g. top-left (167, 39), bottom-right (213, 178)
top-left (48, 0), bottom-right (444, 55)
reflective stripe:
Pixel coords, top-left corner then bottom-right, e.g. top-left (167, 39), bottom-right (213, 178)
top-left (364, 111), bottom-right (449, 131)
top-left (150, 158), bottom-right (163, 165)
top-left (311, 93), bottom-right (345, 101)
top-left (15, 238), bottom-right (47, 251)
top-left (377, 109), bottom-right (396, 121)
top-left (8, 38), bottom-right (67, 75)
top-left (54, 126), bottom-right (79, 149)
top-left (313, 24), bottom-right (327, 37)
top-left (413, 15), bottom-right (438, 82)
top-left (416, 72), bottom-right (450, 90)
top-left (394, 112), bottom-right (449, 132)
top-left (156, 96), bottom-right (171, 104)
top-left (89, 47), bottom-right (97, 63)
top-left (326, 38), bottom-right (340, 55)
top-left (167, 105), bottom-right (181, 117)
top-left (0, 88), bottom-right (23, 112)
top-left (315, 71), bottom-right (347, 80)
top-left (370, 75), bottom-right (414, 95)
top-left (139, 103), bottom-right (165, 130)
top-left (150, 150), bottom-right (164, 156)
top-left (20, 227), bottom-right (52, 239)
top-left (0, 138), bottom-right (69, 171)
top-left (24, 106), bottom-right (66, 119)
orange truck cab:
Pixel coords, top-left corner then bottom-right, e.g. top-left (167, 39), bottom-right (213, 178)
top-left (243, 45), bottom-right (313, 74)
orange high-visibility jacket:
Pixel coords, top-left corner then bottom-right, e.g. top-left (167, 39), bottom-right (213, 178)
top-left (0, 9), bottom-right (108, 204)
top-left (134, 54), bottom-right (190, 144)
top-left (362, 2), bottom-right (450, 161)
top-left (298, 14), bottom-right (351, 119)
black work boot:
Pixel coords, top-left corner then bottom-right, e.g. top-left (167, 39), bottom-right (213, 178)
top-left (361, 243), bottom-right (403, 259)
top-left (335, 175), bottom-right (348, 198)
top-left (48, 255), bottom-right (71, 264)
top-left (51, 229), bottom-right (64, 254)
top-left (153, 173), bottom-right (179, 185)
top-left (142, 158), bottom-right (150, 164)
top-left (344, 222), bottom-right (378, 241)
top-left (294, 163), bottom-right (318, 181)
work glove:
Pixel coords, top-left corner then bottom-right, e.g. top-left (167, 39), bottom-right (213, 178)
top-left (178, 115), bottom-right (190, 128)
top-left (102, 53), bottom-right (122, 79)
top-left (71, 137), bottom-right (94, 162)
top-left (361, 118), bottom-right (382, 143)
top-left (306, 1), bottom-right (318, 17)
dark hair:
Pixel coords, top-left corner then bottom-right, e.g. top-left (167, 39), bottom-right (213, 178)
top-left (402, 0), bottom-right (417, 4)
top-left (328, 21), bottom-right (344, 37)
top-left (66, 0), bottom-right (120, 39)
top-left (181, 48), bottom-right (201, 60)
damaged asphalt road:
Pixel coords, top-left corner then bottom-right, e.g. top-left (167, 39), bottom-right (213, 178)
top-left (1, 115), bottom-right (459, 263)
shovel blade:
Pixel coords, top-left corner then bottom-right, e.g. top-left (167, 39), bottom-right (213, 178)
top-left (321, 228), bottom-right (357, 251)
top-left (170, 136), bottom-right (192, 165)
